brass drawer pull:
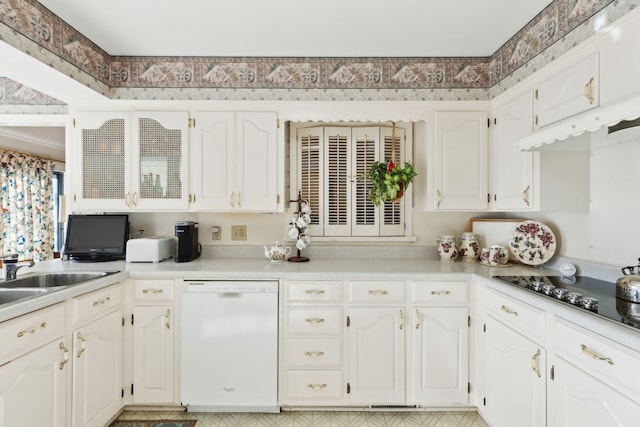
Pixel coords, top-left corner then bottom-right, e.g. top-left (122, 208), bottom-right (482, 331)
top-left (305, 318), bottom-right (325, 324)
top-left (59, 342), bottom-right (69, 370)
top-left (142, 288), bottom-right (164, 294)
top-left (304, 351), bottom-right (325, 357)
top-left (368, 290), bottom-right (389, 296)
top-left (431, 290), bottom-right (451, 295)
top-left (580, 344), bottom-right (614, 365)
top-left (584, 77), bottom-right (595, 104)
top-left (76, 332), bottom-right (86, 358)
top-left (306, 383), bottom-right (327, 390)
top-left (164, 309), bottom-right (171, 329)
top-left (522, 185), bottom-right (531, 206)
top-left (304, 289), bottom-right (325, 295)
top-left (92, 296), bottom-right (111, 307)
top-left (17, 322), bottom-right (47, 337)
top-left (501, 305), bottom-right (518, 316)
top-left (531, 348), bottom-right (542, 378)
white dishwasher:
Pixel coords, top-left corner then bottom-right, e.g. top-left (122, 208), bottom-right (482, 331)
top-left (181, 280), bottom-right (279, 412)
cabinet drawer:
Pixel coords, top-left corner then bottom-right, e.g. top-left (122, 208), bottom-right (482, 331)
top-left (285, 370), bottom-right (344, 402)
top-left (486, 288), bottom-right (545, 344)
top-left (286, 281), bottom-right (342, 303)
top-left (554, 318), bottom-right (640, 397)
top-left (72, 284), bottom-right (122, 326)
top-left (0, 303), bottom-right (66, 363)
top-left (285, 339), bottom-right (342, 368)
top-left (134, 279), bottom-right (175, 303)
top-left (286, 308), bottom-right (343, 336)
top-left (348, 281), bottom-right (405, 304)
top-left (411, 281), bottom-right (469, 304)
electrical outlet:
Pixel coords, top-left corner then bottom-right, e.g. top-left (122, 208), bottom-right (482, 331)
top-left (211, 226), bottom-right (221, 240)
top-left (231, 225), bottom-right (247, 241)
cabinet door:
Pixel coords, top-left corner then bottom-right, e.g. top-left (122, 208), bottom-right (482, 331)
top-left (131, 111), bottom-right (190, 210)
top-left (432, 111), bottom-right (488, 210)
top-left (534, 51), bottom-right (599, 128)
top-left (71, 112), bottom-right (130, 211)
top-left (189, 112), bottom-right (278, 211)
top-left (0, 338), bottom-right (69, 427)
top-left (189, 111), bottom-right (235, 210)
top-left (235, 112), bottom-right (279, 211)
top-left (132, 305), bottom-right (175, 404)
top-left (492, 92), bottom-right (536, 210)
top-left (411, 307), bottom-right (469, 405)
top-left (483, 316), bottom-right (546, 427)
top-left (549, 357), bottom-right (640, 427)
top-left (72, 310), bottom-right (122, 427)
top-left (347, 307), bottom-right (405, 404)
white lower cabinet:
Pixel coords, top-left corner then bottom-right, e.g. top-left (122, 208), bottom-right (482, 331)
top-left (0, 303), bottom-right (68, 427)
top-left (483, 315), bottom-right (546, 427)
top-left (282, 280), bottom-right (346, 406)
top-left (411, 306), bottom-right (469, 404)
top-left (548, 318), bottom-right (640, 427)
top-left (281, 280), bottom-right (470, 408)
top-left (550, 357), bottom-right (640, 427)
top-left (132, 279), bottom-right (176, 404)
top-left (347, 307), bottom-right (405, 404)
top-left (72, 309), bottom-right (123, 427)
top-left (71, 284), bottom-right (124, 427)
top-left (0, 284), bottom-right (125, 427)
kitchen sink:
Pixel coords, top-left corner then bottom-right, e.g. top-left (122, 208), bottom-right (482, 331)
top-left (1, 271), bottom-right (118, 289)
top-left (0, 288), bottom-right (49, 306)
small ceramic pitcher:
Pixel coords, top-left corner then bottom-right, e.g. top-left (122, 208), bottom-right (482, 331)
top-left (488, 245), bottom-right (509, 266)
top-left (458, 232), bottom-right (480, 262)
top-left (437, 235), bottom-right (458, 262)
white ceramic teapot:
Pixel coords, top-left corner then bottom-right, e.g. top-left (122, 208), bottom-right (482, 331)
top-left (264, 241), bottom-right (291, 263)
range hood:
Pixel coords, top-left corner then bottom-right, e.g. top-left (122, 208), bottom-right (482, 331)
top-left (515, 94), bottom-right (640, 151)
top-left (607, 117), bottom-right (640, 143)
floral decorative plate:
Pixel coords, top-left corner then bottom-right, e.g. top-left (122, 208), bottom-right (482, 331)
top-left (509, 220), bottom-right (557, 266)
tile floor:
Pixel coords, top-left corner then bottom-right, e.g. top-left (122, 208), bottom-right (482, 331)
top-left (115, 410), bottom-right (490, 427)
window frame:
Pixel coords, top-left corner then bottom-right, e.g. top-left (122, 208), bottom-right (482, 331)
top-left (289, 121), bottom-right (414, 241)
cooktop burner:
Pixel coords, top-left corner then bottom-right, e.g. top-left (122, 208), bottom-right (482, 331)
top-left (492, 275), bottom-right (640, 330)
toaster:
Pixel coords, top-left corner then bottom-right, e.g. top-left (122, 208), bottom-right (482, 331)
top-left (126, 237), bottom-right (175, 263)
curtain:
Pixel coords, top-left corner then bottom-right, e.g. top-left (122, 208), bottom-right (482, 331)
top-left (0, 150), bottom-right (55, 262)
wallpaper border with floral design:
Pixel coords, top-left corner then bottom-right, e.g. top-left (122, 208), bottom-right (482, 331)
top-left (0, 0), bottom-right (637, 103)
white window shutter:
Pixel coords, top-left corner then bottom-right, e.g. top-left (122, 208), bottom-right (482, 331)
top-left (351, 127), bottom-right (380, 236)
top-left (380, 126), bottom-right (405, 236)
top-left (324, 127), bottom-right (351, 236)
top-left (297, 127), bottom-right (324, 236)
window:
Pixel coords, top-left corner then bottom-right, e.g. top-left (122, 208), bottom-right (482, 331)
top-left (290, 122), bottom-right (413, 239)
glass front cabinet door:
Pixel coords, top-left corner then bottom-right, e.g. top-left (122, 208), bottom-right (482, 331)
top-left (71, 111), bottom-right (189, 211)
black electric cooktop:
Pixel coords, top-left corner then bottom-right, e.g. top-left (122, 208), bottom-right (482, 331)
top-left (492, 275), bottom-right (640, 330)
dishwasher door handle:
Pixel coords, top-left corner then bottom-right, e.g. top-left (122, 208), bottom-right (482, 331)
top-left (217, 292), bottom-right (243, 298)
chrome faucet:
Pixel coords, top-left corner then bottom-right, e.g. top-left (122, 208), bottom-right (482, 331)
top-left (1, 254), bottom-right (35, 280)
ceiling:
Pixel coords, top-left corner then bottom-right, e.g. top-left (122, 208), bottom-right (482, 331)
top-left (0, 126), bottom-right (65, 163)
top-left (38, 0), bottom-right (553, 57)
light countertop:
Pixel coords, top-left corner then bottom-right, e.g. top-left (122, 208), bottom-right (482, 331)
top-left (2, 256), bottom-right (639, 353)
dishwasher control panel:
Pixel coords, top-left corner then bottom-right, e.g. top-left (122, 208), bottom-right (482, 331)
top-left (184, 280), bottom-right (278, 293)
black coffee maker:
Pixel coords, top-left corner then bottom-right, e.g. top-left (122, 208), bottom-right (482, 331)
top-left (175, 221), bottom-right (201, 262)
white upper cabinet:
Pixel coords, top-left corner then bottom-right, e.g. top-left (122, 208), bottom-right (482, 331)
top-left (189, 112), bottom-right (279, 212)
top-left (599, 9), bottom-right (640, 106)
top-left (70, 112), bottom-right (130, 211)
top-left (430, 111), bottom-right (488, 211)
top-left (70, 111), bottom-right (190, 211)
top-left (533, 51), bottom-right (599, 129)
top-left (131, 112), bottom-right (190, 210)
top-left (491, 91), bottom-right (536, 210)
